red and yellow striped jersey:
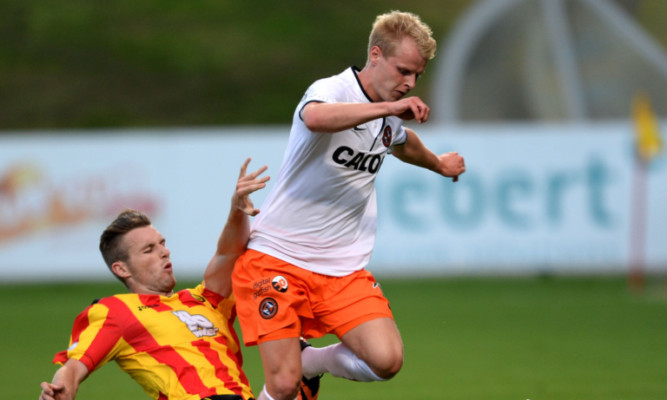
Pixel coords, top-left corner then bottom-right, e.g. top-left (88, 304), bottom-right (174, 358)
top-left (53, 283), bottom-right (254, 400)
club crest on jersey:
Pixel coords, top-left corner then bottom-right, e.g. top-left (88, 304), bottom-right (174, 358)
top-left (272, 275), bottom-right (289, 293)
top-left (191, 294), bottom-right (206, 303)
top-left (259, 298), bottom-right (278, 319)
top-left (382, 126), bottom-right (392, 147)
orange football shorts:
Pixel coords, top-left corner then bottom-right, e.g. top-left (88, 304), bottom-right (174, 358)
top-left (232, 249), bottom-right (393, 346)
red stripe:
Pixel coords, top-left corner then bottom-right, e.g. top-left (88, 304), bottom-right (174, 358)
top-left (79, 302), bottom-right (127, 371)
top-left (53, 304), bottom-right (99, 364)
top-left (201, 286), bottom-right (224, 307)
top-left (70, 304), bottom-right (94, 344)
top-left (178, 289), bottom-right (203, 308)
top-left (139, 294), bottom-right (173, 311)
top-left (101, 296), bottom-right (216, 396)
top-left (223, 336), bottom-right (251, 390)
top-left (54, 305), bottom-right (93, 363)
top-left (178, 286), bottom-right (224, 308)
top-left (225, 308), bottom-right (250, 388)
top-left (53, 350), bottom-right (68, 364)
top-left (54, 303), bottom-right (118, 370)
top-left (216, 298), bottom-right (251, 388)
top-left (193, 338), bottom-right (245, 396)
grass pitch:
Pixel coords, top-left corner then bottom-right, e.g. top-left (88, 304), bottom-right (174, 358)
top-left (4, 276), bottom-right (666, 399)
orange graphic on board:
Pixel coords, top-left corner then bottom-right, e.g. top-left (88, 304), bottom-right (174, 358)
top-left (0, 163), bottom-right (160, 243)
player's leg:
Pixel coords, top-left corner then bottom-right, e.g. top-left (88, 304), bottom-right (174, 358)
top-left (340, 316), bottom-right (403, 379)
top-left (297, 339), bottom-right (321, 400)
top-left (301, 270), bottom-right (402, 382)
top-left (301, 317), bottom-right (403, 381)
top-left (257, 337), bottom-right (302, 400)
top-left (232, 251), bottom-right (321, 400)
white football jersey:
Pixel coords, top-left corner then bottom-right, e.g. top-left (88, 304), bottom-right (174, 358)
top-left (247, 67), bottom-right (407, 276)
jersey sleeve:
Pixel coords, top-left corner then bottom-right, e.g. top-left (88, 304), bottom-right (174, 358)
top-left (297, 74), bottom-right (348, 119)
top-left (392, 125), bottom-right (408, 147)
top-left (302, 76), bottom-right (344, 105)
top-left (386, 116), bottom-right (408, 150)
top-left (53, 300), bottom-right (124, 372)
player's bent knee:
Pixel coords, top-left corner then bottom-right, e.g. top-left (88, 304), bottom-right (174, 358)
top-left (372, 354), bottom-right (403, 380)
top-left (365, 346), bottom-right (403, 380)
top-left (265, 373), bottom-right (301, 400)
top-left (266, 382), bottom-right (300, 400)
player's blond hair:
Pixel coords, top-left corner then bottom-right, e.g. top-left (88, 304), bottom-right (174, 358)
top-left (368, 10), bottom-right (437, 61)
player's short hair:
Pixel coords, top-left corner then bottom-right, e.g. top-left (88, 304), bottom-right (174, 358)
top-left (99, 209), bottom-right (152, 281)
top-left (368, 10), bottom-right (437, 61)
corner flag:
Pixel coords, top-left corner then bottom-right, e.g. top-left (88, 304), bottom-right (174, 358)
top-left (632, 93), bottom-right (663, 163)
top-left (629, 93), bottom-right (662, 293)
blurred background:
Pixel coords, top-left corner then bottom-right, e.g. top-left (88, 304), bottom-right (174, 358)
top-left (2, 0), bottom-right (666, 280)
top-left (1, 0), bottom-right (667, 128)
top-left (2, 0), bottom-right (667, 399)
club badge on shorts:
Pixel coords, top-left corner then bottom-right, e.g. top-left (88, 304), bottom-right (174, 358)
top-left (259, 298), bottom-right (278, 319)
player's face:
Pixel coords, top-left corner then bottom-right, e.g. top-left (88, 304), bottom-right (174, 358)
top-left (121, 225), bottom-right (175, 296)
top-left (371, 37), bottom-right (427, 102)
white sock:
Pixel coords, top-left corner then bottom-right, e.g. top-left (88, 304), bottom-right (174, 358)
top-left (257, 385), bottom-right (277, 400)
top-left (301, 342), bottom-right (385, 382)
top-left (258, 383), bottom-right (300, 400)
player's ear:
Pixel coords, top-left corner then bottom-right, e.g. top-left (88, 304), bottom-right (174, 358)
top-left (112, 261), bottom-right (131, 280)
top-left (369, 46), bottom-right (382, 65)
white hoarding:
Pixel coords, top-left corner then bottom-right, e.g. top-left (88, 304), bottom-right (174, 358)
top-left (374, 123), bottom-right (666, 276)
top-left (0, 124), bottom-right (665, 281)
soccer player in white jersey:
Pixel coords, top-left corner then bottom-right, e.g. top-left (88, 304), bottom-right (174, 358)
top-left (232, 10), bottom-right (466, 400)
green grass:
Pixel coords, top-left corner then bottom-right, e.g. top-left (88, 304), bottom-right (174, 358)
top-left (4, 276), bottom-right (667, 399)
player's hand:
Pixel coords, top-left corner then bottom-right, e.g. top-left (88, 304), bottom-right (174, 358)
top-left (389, 96), bottom-right (430, 123)
top-left (39, 382), bottom-right (66, 400)
top-left (436, 152), bottom-right (465, 182)
top-left (234, 158), bottom-right (270, 216)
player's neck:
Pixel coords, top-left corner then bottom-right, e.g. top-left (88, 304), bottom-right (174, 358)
top-left (356, 67), bottom-right (379, 102)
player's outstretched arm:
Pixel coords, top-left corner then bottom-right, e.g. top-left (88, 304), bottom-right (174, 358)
top-left (391, 128), bottom-right (465, 181)
top-left (301, 96), bottom-right (429, 133)
top-left (39, 359), bottom-right (88, 400)
top-left (203, 158), bottom-right (269, 297)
